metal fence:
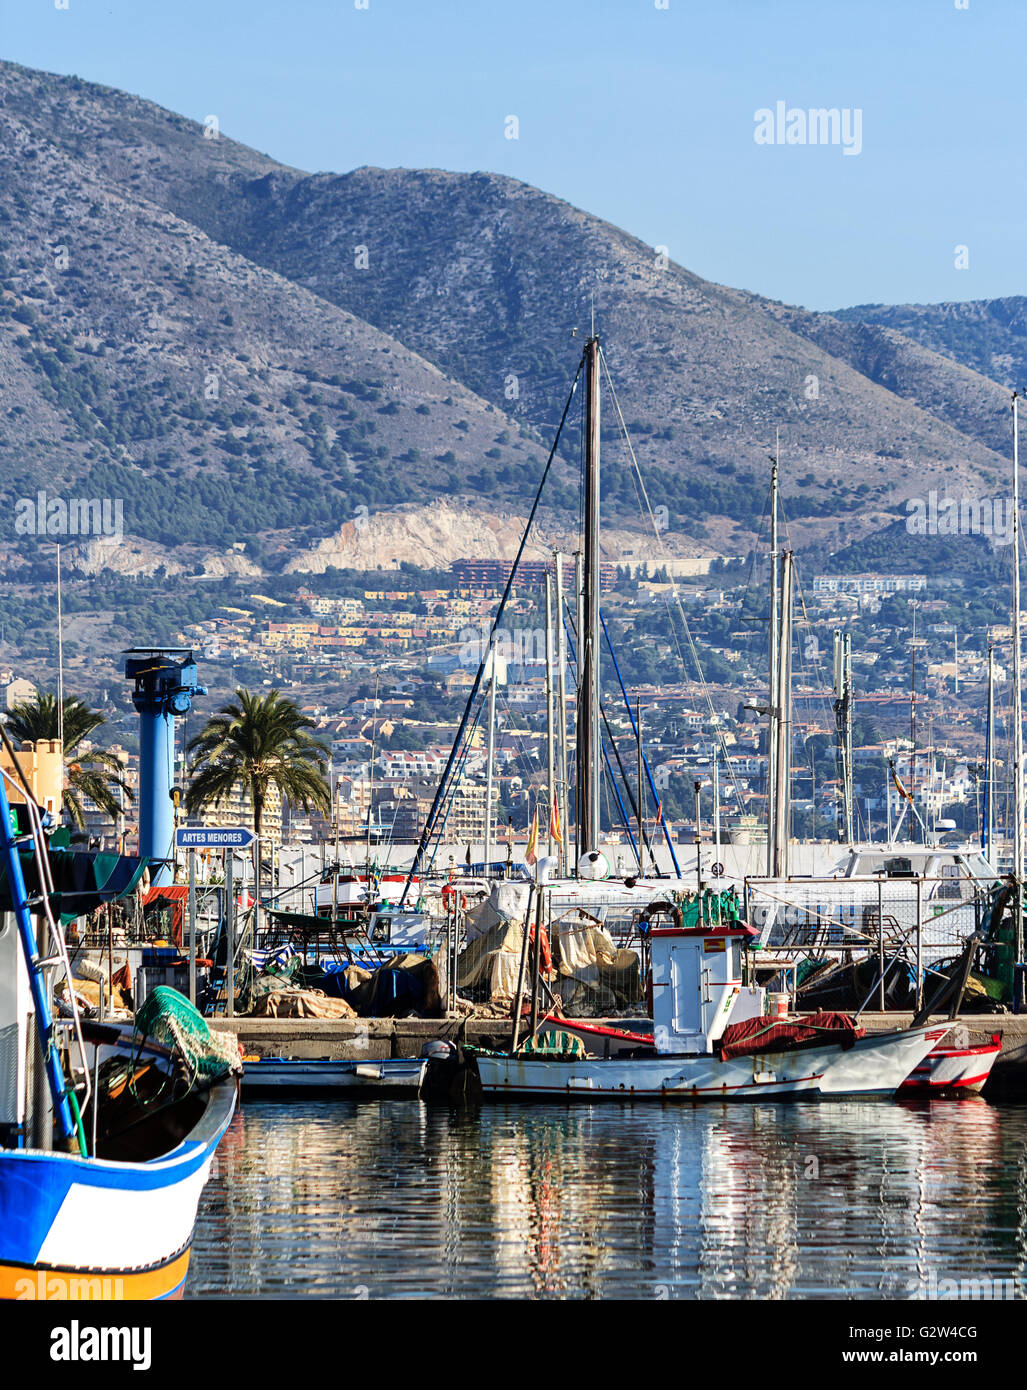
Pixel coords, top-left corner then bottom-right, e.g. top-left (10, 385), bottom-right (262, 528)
top-left (743, 874), bottom-right (991, 970)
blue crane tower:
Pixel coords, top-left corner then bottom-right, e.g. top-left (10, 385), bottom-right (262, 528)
top-left (124, 649), bottom-right (205, 886)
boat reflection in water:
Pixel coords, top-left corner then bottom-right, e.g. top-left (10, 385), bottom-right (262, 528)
top-left (190, 1098), bottom-right (1025, 1300)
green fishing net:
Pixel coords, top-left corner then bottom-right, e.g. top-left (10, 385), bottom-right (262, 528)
top-left (135, 986), bottom-right (242, 1082)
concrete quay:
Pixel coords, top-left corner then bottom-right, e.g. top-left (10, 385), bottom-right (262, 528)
top-left (209, 1014), bottom-right (515, 1062)
top-left (209, 1013), bottom-right (1027, 1096)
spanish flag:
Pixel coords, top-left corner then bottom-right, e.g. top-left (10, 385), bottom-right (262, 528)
top-left (525, 806), bottom-right (539, 867)
top-left (549, 799), bottom-right (563, 846)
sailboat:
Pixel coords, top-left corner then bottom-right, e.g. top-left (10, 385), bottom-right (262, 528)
top-left (739, 407), bottom-right (1025, 1032)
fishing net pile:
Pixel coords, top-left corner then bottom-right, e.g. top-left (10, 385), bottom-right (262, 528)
top-left (551, 910), bottom-right (642, 1015)
top-left (245, 949), bottom-right (441, 1018)
top-left (135, 986), bottom-right (243, 1081)
top-left (245, 953), bottom-right (357, 1018)
top-left (457, 883), bottom-right (642, 1016)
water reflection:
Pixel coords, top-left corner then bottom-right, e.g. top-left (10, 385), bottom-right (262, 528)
top-left (189, 1098), bottom-right (1027, 1299)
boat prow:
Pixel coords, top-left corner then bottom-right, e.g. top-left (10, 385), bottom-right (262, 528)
top-left (899, 1032), bottom-right (1002, 1095)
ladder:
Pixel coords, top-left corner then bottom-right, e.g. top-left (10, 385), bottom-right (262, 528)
top-left (0, 765), bottom-right (91, 1148)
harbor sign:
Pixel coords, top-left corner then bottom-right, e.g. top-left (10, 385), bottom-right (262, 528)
top-left (175, 826), bottom-right (257, 849)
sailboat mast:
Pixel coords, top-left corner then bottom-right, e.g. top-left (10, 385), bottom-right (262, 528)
top-left (985, 640), bottom-right (994, 859)
top-left (545, 572), bottom-right (557, 859)
top-left (834, 631), bottom-right (855, 844)
top-left (56, 543), bottom-right (65, 752)
top-left (366, 672), bottom-right (379, 879)
top-left (772, 552), bottom-right (793, 877)
top-left (636, 696), bottom-right (644, 862)
top-left (910, 602), bottom-right (918, 844)
top-left (767, 446), bottom-right (779, 875)
top-left (1012, 395), bottom-right (1024, 968)
top-left (484, 655), bottom-right (497, 867)
top-left (554, 553), bottom-right (570, 877)
top-left (576, 335), bottom-right (602, 863)
top-left (573, 550), bottom-right (584, 871)
top-left (845, 636), bottom-right (854, 843)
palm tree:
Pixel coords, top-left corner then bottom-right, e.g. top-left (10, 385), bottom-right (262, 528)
top-left (185, 689), bottom-right (330, 847)
top-left (5, 690), bottom-right (133, 828)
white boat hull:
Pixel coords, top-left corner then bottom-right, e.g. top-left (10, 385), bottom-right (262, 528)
top-left (475, 1024), bottom-right (951, 1100)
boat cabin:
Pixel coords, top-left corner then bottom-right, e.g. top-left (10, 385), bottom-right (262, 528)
top-left (650, 923), bottom-right (763, 1055)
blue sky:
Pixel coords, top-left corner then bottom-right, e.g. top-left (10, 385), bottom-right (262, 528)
top-left (1, 0), bottom-right (1022, 309)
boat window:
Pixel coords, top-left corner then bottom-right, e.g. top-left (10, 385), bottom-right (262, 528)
top-left (883, 857), bottom-right (914, 878)
top-left (938, 863), bottom-right (964, 900)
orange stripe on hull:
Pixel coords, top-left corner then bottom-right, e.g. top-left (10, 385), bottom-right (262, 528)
top-left (0, 1247), bottom-right (191, 1301)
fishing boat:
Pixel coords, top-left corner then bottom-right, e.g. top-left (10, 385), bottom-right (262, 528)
top-left (899, 1033), bottom-right (1002, 1095)
top-left (468, 900), bottom-right (952, 1101)
top-left (0, 745), bottom-right (239, 1301)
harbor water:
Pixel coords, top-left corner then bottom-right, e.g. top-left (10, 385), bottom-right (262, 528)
top-left (189, 1098), bottom-right (1027, 1299)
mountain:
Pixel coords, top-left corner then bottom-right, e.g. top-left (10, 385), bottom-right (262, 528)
top-left (0, 58), bottom-right (1019, 584)
top-left (833, 296), bottom-right (1027, 398)
top-left (0, 64), bottom-right (549, 570)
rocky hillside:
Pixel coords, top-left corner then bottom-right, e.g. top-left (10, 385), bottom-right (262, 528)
top-left (0, 64), bottom-right (549, 573)
top-left (833, 296), bottom-right (1027, 399)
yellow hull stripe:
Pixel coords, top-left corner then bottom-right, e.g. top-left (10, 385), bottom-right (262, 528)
top-left (0, 1248), bottom-right (191, 1301)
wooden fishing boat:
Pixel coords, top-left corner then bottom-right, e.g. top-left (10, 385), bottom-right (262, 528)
top-left (0, 758), bottom-right (239, 1301)
top-left (471, 918), bottom-right (951, 1102)
top-left (0, 1024), bottom-right (237, 1301)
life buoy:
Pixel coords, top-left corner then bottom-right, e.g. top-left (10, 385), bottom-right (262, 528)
top-left (441, 885), bottom-right (468, 910)
top-left (710, 862), bottom-right (725, 878)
